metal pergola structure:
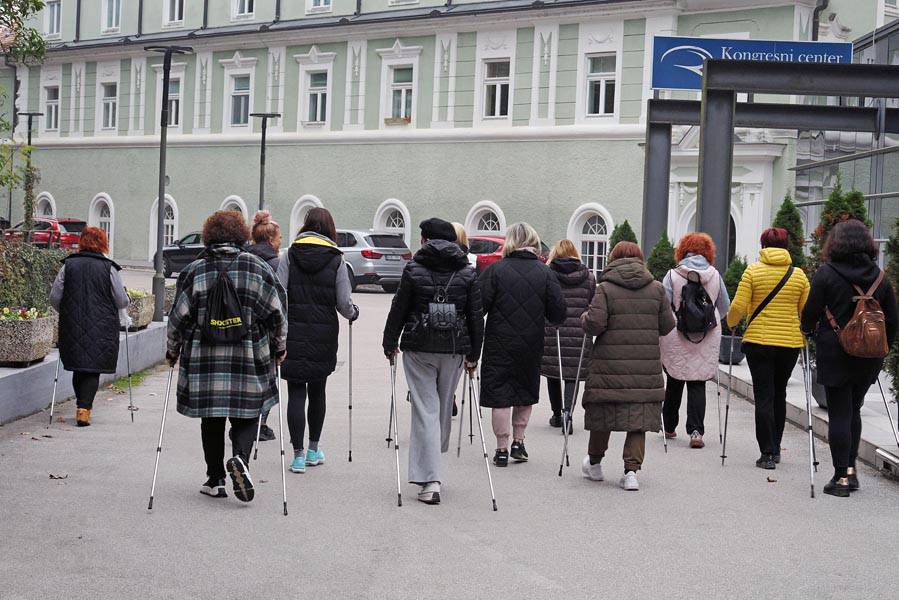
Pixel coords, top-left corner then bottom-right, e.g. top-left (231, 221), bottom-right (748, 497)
top-left (642, 59), bottom-right (899, 272)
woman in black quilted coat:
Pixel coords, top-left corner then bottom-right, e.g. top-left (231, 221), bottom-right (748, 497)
top-left (540, 239), bottom-right (596, 430)
top-left (479, 223), bottom-right (566, 467)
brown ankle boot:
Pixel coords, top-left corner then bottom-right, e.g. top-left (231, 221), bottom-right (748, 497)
top-left (76, 408), bottom-right (91, 427)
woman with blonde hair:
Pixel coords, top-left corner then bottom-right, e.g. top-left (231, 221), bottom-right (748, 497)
top-left (540, 239), bottom-right (596, 429)
top-left (452, 222), bottom-right (477, 269)
top-left (479, 223), bottom-right (566, 466)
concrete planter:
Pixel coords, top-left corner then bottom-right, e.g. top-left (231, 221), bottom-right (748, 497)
top-left (0, 316), bottom-right (54, 366)
top-left (164, 285), bottom-right (176, 315)
top-left (125, 295), bottom-right (155, 331)
top-left (719, 335), bottom-right (745, 365)
top-left (49, 311), bottom-right (59, 348)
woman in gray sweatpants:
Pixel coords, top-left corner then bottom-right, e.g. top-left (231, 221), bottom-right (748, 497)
top-left (382, 218), bottom-right (484, 505)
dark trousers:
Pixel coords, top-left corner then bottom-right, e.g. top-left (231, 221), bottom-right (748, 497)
top-left (825, 381), bottom-right (870, 471)
top-left (200, 417), bottom-right (256, 481)
top-left (545, 377), bottom-right (576, 414)
top-left (72, 371), bottom-right (100, 409)
top-left (743, 343), bottom-right (800, 456)
top-left (287, 379), bottom-right (327, 452)
top-left (663, 375), bottom-right (706, 435)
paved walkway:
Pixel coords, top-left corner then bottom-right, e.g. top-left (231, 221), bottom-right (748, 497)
top-left (2, 293), bottom-right (898, 599)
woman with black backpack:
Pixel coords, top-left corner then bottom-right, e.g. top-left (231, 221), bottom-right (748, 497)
top-left (382, 218), bottom-right (483, 505)
top-left (801, 219), bottom-right (898, 497)
top-left (660, 233), bottom-right (730, 449)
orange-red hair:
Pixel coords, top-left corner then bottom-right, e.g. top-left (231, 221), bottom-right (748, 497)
top-left (79, 226), bottom-right (109, 255)
top-left (675, 232), bottom-right (715, 264)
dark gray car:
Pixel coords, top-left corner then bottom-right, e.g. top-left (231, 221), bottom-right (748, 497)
top-left (336, 230), bottom-right (411, 292)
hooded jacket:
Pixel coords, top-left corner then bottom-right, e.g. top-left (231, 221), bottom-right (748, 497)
top-left (279, 232), bottom-right (356, 382)
top-left (540, 258), bottom-right (596, 380)
top-left (245, 242), bottom-right (280, 272)
top-left (581, 257), bottom-right (676, 432)
top-left (801, 253), bottom-right (899, 387)
top-left (382, 239), bottom-right (483, 361)
top-left (726, 247), bottom-right (809, 348)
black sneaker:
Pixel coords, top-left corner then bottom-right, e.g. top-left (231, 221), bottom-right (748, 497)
top-left (226, 456), bottom-right (255, 503)
top-left (493, 449), bottom-right (509, 467)
top-left (258, 424), bottom-right (275, 442)
top-left (755, 454), bottom-right (776, 470)
top-left (510, 441), bottom-right (529, 462)
top-left (772, 453), bottom-right (781, 464)
top-left (823, 476), bottom-right (851, 498)
top-left (847, 468), bottom-right (860, 491)
top-left (200, 478), bottom-right (227, 498)
top-left (549, 413), bottom-right (562, 428)
top-left (452, 399), bottom-right (458, 417)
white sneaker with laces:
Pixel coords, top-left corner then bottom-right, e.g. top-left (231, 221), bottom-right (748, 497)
top-left (581, 456), bottom-right (604, 481)
top-left (619, 470), bottom-right (639, 491)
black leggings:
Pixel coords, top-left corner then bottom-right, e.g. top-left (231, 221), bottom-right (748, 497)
top-left (743, 343), bottom-right (800, 456)
top-left (825, 381), bottom-right (870, 472)
top-left (663, 375), bottom-right (706, 435)
top-left (287, 379), bottom-right (327, 452)
top-left (545, 377), bottom-right (576, 414)
top-left (200, 417), bottom-right (256, 481)
top-left (72, 371), bottom-right (100, 409)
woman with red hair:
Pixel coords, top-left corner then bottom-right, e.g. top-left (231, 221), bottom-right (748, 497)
top-left (660, 232), bottom-right (730, 449)
top-left (50, 226), bottom-right (130, 427)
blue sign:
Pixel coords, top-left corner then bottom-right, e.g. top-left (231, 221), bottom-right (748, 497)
top-left (652, 36), bottom-right (853, 91)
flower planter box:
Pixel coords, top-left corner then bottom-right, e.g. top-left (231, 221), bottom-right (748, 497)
top-left (719, 334), bottom-right (745, 365)
top-left (0, 316), bottom-right (54, 366)
top-left (124, 295), bottom-right (155, 331)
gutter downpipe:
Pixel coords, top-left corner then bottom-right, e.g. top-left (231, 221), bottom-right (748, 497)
top-left (203, 0), bottom-right (209, 29)
top-left (75, 0), bottom-right (82, 42)
top-left (812, 0), bottom-right (829, 41)
top-left (355, 0), bottom-right (362, 16)
top-left (275, 0), bottom-right (282, 22)
top-left (138, 0), bottom-right (143, 36)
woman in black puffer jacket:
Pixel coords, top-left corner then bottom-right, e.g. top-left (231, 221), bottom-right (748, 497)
top-left (540, 239), bottom-right (596, 429)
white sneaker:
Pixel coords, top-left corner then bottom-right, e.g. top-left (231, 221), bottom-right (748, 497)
top-left (581, 456), bottom-right (604, 481)
top-left (619, 471), bottom-right (639, 491)
top-left (418, 482), bottom-right (441, 505)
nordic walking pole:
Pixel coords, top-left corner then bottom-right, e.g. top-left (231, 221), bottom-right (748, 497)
top-left (802, 338), bottom-right (817, 498)
top-left (716, 366), bottom-right (723, 444)
top-left (276, 365), bottom-right (289, 516)
top-left (469, 367), bottom-right (498, 511)
top-left (457, 369), bottom-right (467, 457)
top-left (468, 376), bottom-right (474, 445)
top-left (661, 409), bottom-right (668, 454)
top-left (559, 334), bottom-right (587, 477)
top-left (252, 412), bottom-right (263, 460)
top-left (876, 377), bottom-right (899, 450)
top-left (348, 320), bottom-right (354, 462)
top-left (556, 329), bottom-right (570, 466)
top-left (389, 357), bottom-right (402, 507)
top-left (721, 334), bottom-right (735, 466)
top-left (148, 366), bottom-right (175, 510)
top-left (47, 359), bottom-right (60, 428)
top-left (124, 327), bottom-right (135, 422)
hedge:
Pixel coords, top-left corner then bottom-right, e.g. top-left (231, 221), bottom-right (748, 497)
top-left (0, 240), bottom-right (69, 312)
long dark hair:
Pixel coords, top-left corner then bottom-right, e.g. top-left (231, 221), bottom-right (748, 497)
top-left (299, 207), bottom-right (337, 243)
top-left (823, 218), bottom-right (878, 263)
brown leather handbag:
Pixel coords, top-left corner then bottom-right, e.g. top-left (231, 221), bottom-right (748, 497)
top-left (825, 268), bottom-right (889, 359)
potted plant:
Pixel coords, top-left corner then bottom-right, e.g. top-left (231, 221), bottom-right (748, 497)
top-left (609, 219), bottom-right (638, 250)
top-left (646, 232), bottom-right (675, 282)
top-left (0, 307), bottom-right (54, 366)
top-left (720, 255), bottom-right (747, 365)
top-left (124, 288), bottom-right (155, 331)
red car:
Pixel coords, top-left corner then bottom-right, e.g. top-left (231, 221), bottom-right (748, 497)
top-left (3, 217), bottom-right (83, 249)
top-left (470, 235), bottom-right (549, 273)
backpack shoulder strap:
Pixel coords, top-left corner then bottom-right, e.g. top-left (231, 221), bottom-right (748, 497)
top-left (863, 269), bottom-right (885, 298)
top-left (747, 266), bottom-right (794, 327)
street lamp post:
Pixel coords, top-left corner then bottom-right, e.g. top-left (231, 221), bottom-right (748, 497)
top-left (19, 112), bottom-right (43, 242)
top-left (146, 45), bottom-right (192, 322)
top-left (250, 113), bottom-right (281, 212)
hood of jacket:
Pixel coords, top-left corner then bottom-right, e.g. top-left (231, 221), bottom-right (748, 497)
top-left (602, 257), bottom-right (653, 290)
top-left (551, 257), bottom-right (589, 286)
top-left (245, 242), bottom-right (278, 263)
top-left (414, 239), bottom-right (469, 272)
top-left (290, 233), bottom-right (342, 274)
top-left (674, 253), bottom-right (717, 284)
top-left (828, 253), bottom-right (882, 289)
top-left (759, 247), bottom-right (792, 266)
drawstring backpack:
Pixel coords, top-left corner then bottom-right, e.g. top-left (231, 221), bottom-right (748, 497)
top-left (201, 253), bottom-right (250, 344)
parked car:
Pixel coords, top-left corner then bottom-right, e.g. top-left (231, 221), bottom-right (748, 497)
top-left (470, 235), bottom-right (549, 273)
top-left (337, 230), bottom-right (412, 292)
top-left (157, 232), bottom-right (204, 278)
top-left (3, 217), bottom-right (82, 249)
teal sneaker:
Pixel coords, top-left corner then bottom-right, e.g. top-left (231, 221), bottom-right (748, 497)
top-left (289, 454), bottom-right (306, 474)
top-left (306, 448), bottom-right (326, 466)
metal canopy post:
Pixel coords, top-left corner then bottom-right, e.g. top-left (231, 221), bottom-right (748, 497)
top-left (697, 89), bottom-right (735, 273)
top-left (641, 121), bottom-right (672, 251)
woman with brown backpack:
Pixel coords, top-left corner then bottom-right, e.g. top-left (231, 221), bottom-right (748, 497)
top-left (801, 219), bottom-right (899, 497)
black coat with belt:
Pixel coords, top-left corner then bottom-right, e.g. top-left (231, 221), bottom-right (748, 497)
top-left (801, 253), bottom-right (899, 387)
top-left (540, 258), bottom-right (596, 380)
top-left (479, 251), bottom-right (567, 409)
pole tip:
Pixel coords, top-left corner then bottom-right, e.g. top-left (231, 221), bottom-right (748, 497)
top-left (492, 500), bottom-right (498, 511)
top-left (147, 498), bottom-right (154, 510)
top-left (283, 503), bottom-right (288, 516)
top-left (558, 466), bottom-right (563, 477)
top-left (397, 495), bottom-right (403, 507)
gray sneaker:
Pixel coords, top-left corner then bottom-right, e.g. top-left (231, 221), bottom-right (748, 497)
top-left (581, 456), bottom-right (604, 481)
top-left (418, 482), bottom-right (441, 505)
top-left (619, 471), bottom-right (639, 491)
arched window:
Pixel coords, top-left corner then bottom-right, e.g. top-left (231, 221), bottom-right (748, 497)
top-left (373, 199), bottom-right (411, 246)
top-left (289, 195), bottom-right (324, 241)
top-left (36, 192), bottom-right (56, 217)
top-left (89, 193), bottom-right (115, 256)
top-left (477, 211), bottom-right (500, 233)
top-left (163, 204), bottom-right (176, 247)
top-left (220, 195), bottom-right (248, 221)
top-left (148, 195), bottom-right (179, 259)
top-left (465, 201), bottom-right (507, 236)
top-left (567, 203), bottom-right (614, 279)
top-left (385, 209), bottom-right (405, 232)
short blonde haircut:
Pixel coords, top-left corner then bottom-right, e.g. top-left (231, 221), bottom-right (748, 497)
top-left (548, 239), bottom-right (580, 264)
top-left (452, 222), bottom-right (469, 248)
top-left (503, 222), bottom-right (541, 257)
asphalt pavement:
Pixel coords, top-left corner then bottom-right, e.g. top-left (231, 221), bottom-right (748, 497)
top-left (2, 292), bottom-right (898, 599)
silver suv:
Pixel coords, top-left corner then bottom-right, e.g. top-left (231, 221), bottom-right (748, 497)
top-left (337, 230), bottom-right (412, 292)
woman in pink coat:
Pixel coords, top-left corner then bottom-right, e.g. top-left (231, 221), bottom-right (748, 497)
top-left (660, 233), bottom-right (730, 448)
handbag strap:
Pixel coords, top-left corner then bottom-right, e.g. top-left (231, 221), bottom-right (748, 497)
top-left (747, 265), bottom-right (794, 327)
top-left (430, 270), bottom-right (457, 303)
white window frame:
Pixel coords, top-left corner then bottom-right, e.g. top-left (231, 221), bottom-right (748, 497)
top-left (233, 0), bottom-right (255, 21)
top-left (295, 45), bottom-right (336, 131)
top-left (373, 199), bottom-right (412, 247)
top-left (220, 195), bottom-right (249, 221)
top-left (219, 51), bottom-right (258, 134)
top-left (389, 66), bottom-right (413, 121)
top-left (36, 192), bottom-right (57, 218)
top-left (306, 0), bottom-right (332, 15)
top-left (585, 53), bottom-right (617, 117)
top-left (89, 193), bottom-right (115, 257)
top-left (376, 40), bottom-right (422, 129)
top-left (101, 83), bottom-right (118, 130)
top-left (94, 62), bottom-right (120, 136)
top-left (482, 59), bottom-right (512, 120)
top-left (567, 203), bottom-right (614, 280)
top-left (101, 0), bottom-right (122, 34)
top-left (45, 1), bottom-right (61, 39)
top-left (465, 201), bottom-right (507, 236)
top-left (163, 0), bottom-right (185, 28)
top-left (152, 61), bottom-right (186, 134)
top-left (44, 86), bottom-right (60, 132)
top-left (148, 195), bottom-right (179, 259)
top-left (575, 21), bottom-right (623, 124)
top-left (473, 30), bottom-right (516, 128)
top-left (289, 195), bottom-right (324, 242)
top-left (39, 66), bottom-right (62, 137)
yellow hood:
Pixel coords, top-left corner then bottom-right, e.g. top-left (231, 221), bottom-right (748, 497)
top-left (759, 247), bottom-right (792, 267)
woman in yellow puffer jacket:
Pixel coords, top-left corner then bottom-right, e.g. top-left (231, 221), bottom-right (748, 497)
top-left (726, 228), bottom-right (809, 470)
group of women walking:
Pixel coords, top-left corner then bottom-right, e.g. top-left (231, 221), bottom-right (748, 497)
top-left (51, 204), bottom-right (897, 504)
